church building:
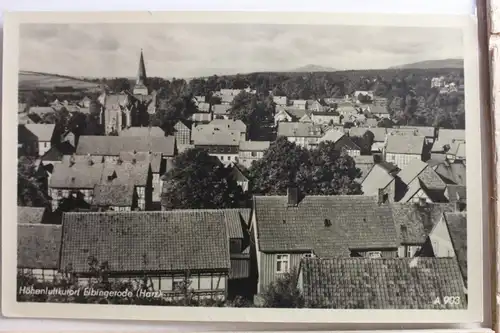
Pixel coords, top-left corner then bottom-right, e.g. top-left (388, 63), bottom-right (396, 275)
top-left (99, 49), bottom-right (157, 135)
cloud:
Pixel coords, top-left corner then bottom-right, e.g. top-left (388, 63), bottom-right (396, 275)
top-left (19, 23), bottom-right (463, 78)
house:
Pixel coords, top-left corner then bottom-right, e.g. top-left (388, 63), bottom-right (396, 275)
top-left (291, 100), bottom-right (307, 110)
top-left (391, 202), bottom-right (456, 258)
top-left (319, 129), bottom-right (361, 157)
top-left (307, 100), bottom-right (326, 112)
top-left (20, 124), bottom-right (57, 156)
top-left (433, 129), bottom-right (466, 152)
top-left (18, 224), bottom-right (62, 282)
top-left (310, 110), bottom-right (341, 125)
top-left (384, 135), bottom-right (425, 169)
top-left (223, 208), bottom-right (253, 298)
top-left (277, 122), bottom-right (324, 149)
top-left (191, 125), bottom-right (241, 164)
top-left (352, 155), bottom-right (376, 183)
top-left (194, 95), bottom-right (206, 104)
top-left (369, 105), bottom-right (390, 119)
top-left (40, 142), bottom-right (77, 171)
top-left (119, 151), bottom-right (163, 207)
top-left (273, 96), bottom-right (288, 106)
top-left (229, 164), bottom-right (249, 192)
top-left (119, 126), bottom-right (165, 137)
top-left (422, 212), bottom-right (467, 288)
top-left (251, 190), bottom-right (399, 294)
top-left (299, 113), bottom-right (313, 123)
top-left (445, 185), bottom-right (467, 210)
top-left (238, 140), bottom-right (270, 169)
top-left (297, 257), bottom-right (466, 309)
top-left (396, 159), bottom-right (448, 203)
top-left (191, 112), bottom-right (213, 123)
top-left (396, 126), bottom-right (436, 143)
top-left (80, 96), bottom-right (92, 108)
top-left (336, 103), bottom-right (358, 118)
top-left (354, 90), bottom-right (374, 102)
top-left (444, 141), bottom-right (466, 163)
top-left (92, 184), bottom-right (135, 212)
top-left (431, 76), bottom-right (445, 88)
top-left (274, 107), bottom-right (305, 125)
top-left (48, 156), bottom-right (104, 211)
top-left (361, 162), bottom-right (400, 202)
top-left (210, 119), bottom-right (247, 141)
top-left (17, 206), bottom-right (49, 224)
top-left (212, 104), bottom-right (232, 119)
top-left (28, 106), bottom-right (56, 119)
top-left (18, 124), bottom-right (41, 156)
top-left (364, 118), bottom-right (379, 127)
top-left (197, 102), bottom-right (211, 113)
top-left (60, 211), bottom-right (230, 300)
top-left (428, 159), bottom-right (466, 186)
top-left (75, 135), bottom-right (176, 162)
top-left (173, 121), bottom-right (191, 145)
top-left (349, 127), bottom-right (387, 143)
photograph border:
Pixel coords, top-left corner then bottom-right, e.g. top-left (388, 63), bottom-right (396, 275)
top-left (2, 10), bottom-right (487, 324)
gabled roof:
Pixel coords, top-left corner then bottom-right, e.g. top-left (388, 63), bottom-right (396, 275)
top-left (238, 140), bottom-right (270, 151)
top-left (273, 96), bottom-right (288, 105)
top-left (223, 209), bottom-right (246, 239)
top-left (18, 224), bottom-right (62, 269)
top-left (60, 211), bottom-right (230, 273)
top-left (385, 135), bottom-right (425, 155)
top-left (49, 159), bottom-right (105, 189)
top-left (174, 120), bottom-right (191, 132)
top-left (101, 161), bottom-right (150, 187)
top-left (230, 164), bottom-right (249, 183)
top-left (41, 142), bottom-right (76, 162)
top-left (398, 159), bottom-right (447, 191)
top-left (210, 119), bottom-right (247, 133)
top-left (28, 106), bottom-right (55, 115)
top-left (277, 122), bottom-right (323, 138)
top-left (17, 206), bottom-right (47, 224)
top-left (197, 102), bottom-right (211, 112)
top-left (319, 129), bottom-right (345, 144)
top-left (391, 203), bottom-right (456, 244)
top-left (192, 125), bottom-right (241, 146)
top-left (212, 104), bottom-right (231, 115)
top-left (119, 151), bottom-right (162, 173)
top-left (397, 126), bottom-right (435, 138)
top-left (369, 104), bottom-right (389, 115)
top-left (93, 184), bottom-right (135, 207)
top-left (76, 136), bottom-right (176, 156)
top-left (254, 195), bottom-right (398, 256)
top-left (432, 161), bottom-right (466, 186)
top-left (119, 126), bottom-right (165, 137)
top-left (299, 257), bottom-right (466, 309)
top-left (24, 124), bottom-right (56, 142)
top-left (361, 164), bottom-right (395, 196)
top-left (443, 212), bottom-right (467, 282)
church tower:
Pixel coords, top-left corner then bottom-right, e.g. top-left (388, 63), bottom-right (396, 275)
top-left (133, 49), bottom-right (149, 95)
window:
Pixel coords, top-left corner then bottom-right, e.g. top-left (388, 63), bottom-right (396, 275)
top-left (160, 277), bottom-right (172, 291)
top-left (220, 156), bottom-right (224, 161)
top-left (172, 280), bottom-right (183, 291)
top-left (251, 151), bottom-right (257, 157)
top-left (367, 251), bottom-right (382, 259)
top-left (276, 254), bottom-right (290, 273)
top-left (152, 277), bottom-right (161, 291)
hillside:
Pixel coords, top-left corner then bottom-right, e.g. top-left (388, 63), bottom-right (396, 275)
top-left (390, 59), bottom-right (464, 69)
top-left (292, 64), bottom-right (337, 72)
top-left (18, 70), bottom-right (103, 92)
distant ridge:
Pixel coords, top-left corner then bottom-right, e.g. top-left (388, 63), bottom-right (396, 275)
top-left (389, 58), bottom-right (464, 69)
top-left (19, 70), bottom-right (103, 91)
top-left (292, 64), bottom-right (337, 72)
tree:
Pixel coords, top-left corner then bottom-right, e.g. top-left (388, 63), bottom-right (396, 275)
top-left (260, 268), bottom-right (304, 308)
top-left (248, 137), bottom-right (311, 195)
top-left (161, 148), bottom-right (243, 209)
top-left (306, 142), bottom-right (362, 195)
top-left (152, 94), bottom-right (198, 134)
top-left (249, 138), bottom-right (362, 196)
top-left (17, 157), bottom-right (49, 207)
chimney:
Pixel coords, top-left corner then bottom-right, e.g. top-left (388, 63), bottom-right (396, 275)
top-left (132, 158), bottom-right (137, 164)
top-left (69, 155), bottom-right (76, 167)
top-left (287, 186), bottom-right (299, 206)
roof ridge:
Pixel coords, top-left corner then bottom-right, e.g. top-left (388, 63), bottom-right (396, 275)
top-left (18, 223), bottom-right (61, 228)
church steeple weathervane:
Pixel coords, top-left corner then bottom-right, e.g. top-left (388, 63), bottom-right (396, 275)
top-left (133, 48), bottom-right (149, 95)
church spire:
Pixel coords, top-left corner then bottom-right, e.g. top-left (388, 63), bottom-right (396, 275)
top-left (136, 48), bottom-right (147, 86)
top-left (133, 49), bottom-right (149, 95)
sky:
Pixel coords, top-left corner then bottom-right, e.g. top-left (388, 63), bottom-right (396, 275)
top-left (19, 23), bottom-right (463, 79)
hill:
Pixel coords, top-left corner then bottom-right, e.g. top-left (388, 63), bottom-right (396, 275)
top-left (292, 64), bottom-right (337, 72)
top-left (390, 59), bottom-right (464, 69)
top-left (18, 70), bottom-right (103, 92)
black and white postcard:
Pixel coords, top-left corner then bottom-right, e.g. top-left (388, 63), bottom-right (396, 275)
top-left (2, 11), bottom-right (487, 323)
